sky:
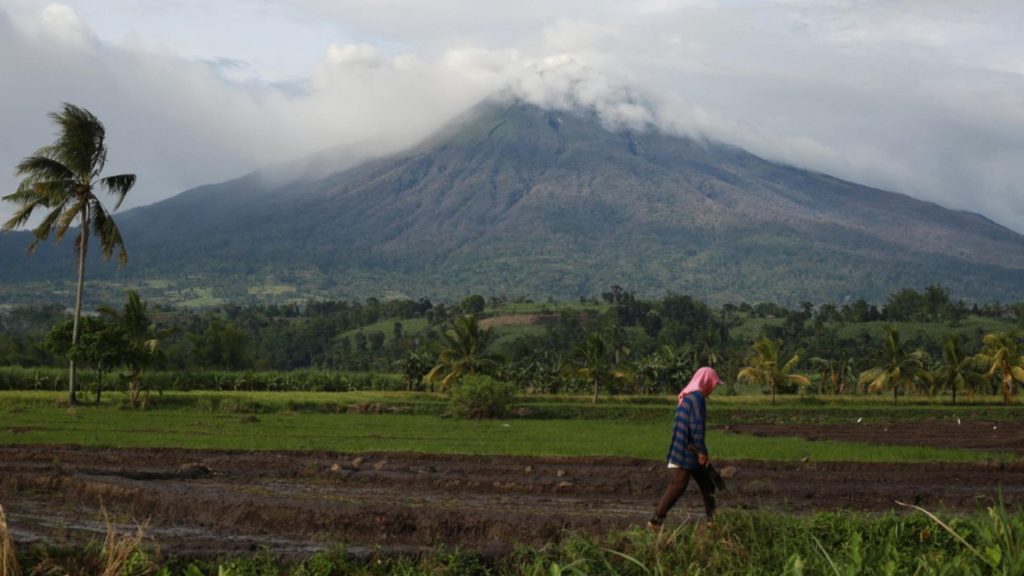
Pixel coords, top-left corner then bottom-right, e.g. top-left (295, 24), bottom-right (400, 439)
top-left (1, 0), bottom-right (1023, 232)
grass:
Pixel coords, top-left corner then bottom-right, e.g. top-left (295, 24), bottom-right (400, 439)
top-left (0, 391), bottom-right (1015, 462)
top-left (5, 504), bottom-right (1024, 575)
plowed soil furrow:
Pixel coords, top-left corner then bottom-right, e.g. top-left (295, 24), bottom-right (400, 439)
top-left (1, 445), bottom-right (1021, 558)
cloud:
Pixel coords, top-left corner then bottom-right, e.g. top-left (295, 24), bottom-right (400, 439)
top-left (1, 0), bottom-right (1023, 237)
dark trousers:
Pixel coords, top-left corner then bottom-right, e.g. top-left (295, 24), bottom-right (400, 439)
top-left (654, 465), bottom-right (716, 520)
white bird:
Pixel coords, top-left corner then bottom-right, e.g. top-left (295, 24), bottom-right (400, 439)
top-left (957, 418), bottom-right (961, 425)
top-left (856, 417), bottom-right (863, 424)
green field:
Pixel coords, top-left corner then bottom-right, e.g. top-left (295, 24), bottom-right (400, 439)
top-left (0, 391), bottom-right (1017, 463)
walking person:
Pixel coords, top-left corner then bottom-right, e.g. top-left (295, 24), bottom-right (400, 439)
top-left (648, 366), bottom-right (720, 529)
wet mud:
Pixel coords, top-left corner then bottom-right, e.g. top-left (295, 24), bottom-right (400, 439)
top-left (1, 441), bottom-right (1021, 558)
top-left (727, 417), bottom-right (1024, 454)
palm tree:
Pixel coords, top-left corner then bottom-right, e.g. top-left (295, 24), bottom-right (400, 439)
top-left (736, 337), bottom-right (810, 405)
top-left (974, 332), bottom-right (1024, 405)
top-left (572, 332), bottom-right (630, 403)
top-left (424, 315), bottom-right (502, 392)
top-left (937, 334), bottom-right (980, 405)
top-left (2, 104), bottom-right (136, 405)
top-left (98, 290), bottom-right (166, 406)
top-left (858, 326), bottom-right (926, 406)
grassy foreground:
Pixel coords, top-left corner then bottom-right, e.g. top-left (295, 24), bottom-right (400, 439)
top-left (0, 391), bottom-right (1017, 463)
top-left (3, 503), bottom-right (1023, 575)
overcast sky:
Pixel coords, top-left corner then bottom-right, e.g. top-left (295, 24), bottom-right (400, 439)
top-left (1, 0), bottom-right (1023, 232)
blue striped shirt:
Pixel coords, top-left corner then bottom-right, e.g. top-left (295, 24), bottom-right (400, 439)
top-left (666, 391), bottom-right (708, 470)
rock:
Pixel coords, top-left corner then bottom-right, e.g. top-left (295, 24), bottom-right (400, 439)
top-left (373, 461), bottom-right (386, 471)
top-left (556, 469), bottom-right (566, 478)
top-left (330, 463), bottom-right (341, 473)
top-left (720, 466), bottom-right (737, 479)
top-left (351, 457), bottom-right (364, 470)
top-left (555, 481), bottom-right (574, 492)
top-left (800, 456), bottom-right (811, 463)
top-left (524, 465), bottom-right (534, 474)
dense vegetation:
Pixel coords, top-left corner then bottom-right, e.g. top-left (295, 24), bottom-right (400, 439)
top-left (1, 284), bottom-right (1022, 405)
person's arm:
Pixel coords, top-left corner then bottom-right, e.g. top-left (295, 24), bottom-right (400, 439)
top-left (689, 393), bottom-right (708, 463)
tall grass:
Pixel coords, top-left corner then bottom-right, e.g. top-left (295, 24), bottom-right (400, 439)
top-left (515, 501), bottom-right (1024, 575)
top-left (1, 504), bottom-right (1022, 574)
top-left (0, 504), bottom-right (20, 576)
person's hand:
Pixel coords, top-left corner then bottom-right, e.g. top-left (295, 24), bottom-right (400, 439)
top-left (698, 453), bottom-right (709, 467)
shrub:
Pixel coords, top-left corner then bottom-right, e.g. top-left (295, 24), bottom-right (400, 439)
top-left (448, 374), bottom-right (516, 419)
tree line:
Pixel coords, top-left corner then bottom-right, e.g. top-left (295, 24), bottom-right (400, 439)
top-left (1, 284), bottom-right (1023, 405)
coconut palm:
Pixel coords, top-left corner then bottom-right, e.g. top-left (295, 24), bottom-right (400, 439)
top-left (572, 332), bottom-right (630, 403)
top-left (2, 104), bottom-right (135, 405)
top-left (858, 326), bottom-right (926, 406)
top-left (737, 337), bottom-right (810, 405)
top-left (936, 334), bottom-right (981, 405)
top-left (974, 332), bottom-right (1024, 405)
top-left (423, 315), bottom-right (502, 392)
top-left (98, 290), bottom-right (167, 406)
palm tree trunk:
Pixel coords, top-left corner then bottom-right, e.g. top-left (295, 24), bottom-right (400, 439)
top-left (69, 208), bottom-right (90, 406)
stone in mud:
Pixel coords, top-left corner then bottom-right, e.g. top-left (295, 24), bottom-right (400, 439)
top-left (330, 463), bottom-right (341, 473)
top-left (720, 466), bottom-right (737, 479)
top-left (556, 469), bottom-right (566, 478)
top-left (351, 457), bottom-right (365, 470)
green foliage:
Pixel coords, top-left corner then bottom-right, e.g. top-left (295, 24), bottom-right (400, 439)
top-left (424, 315), bottom-right (502, 391)
top-left (0, 367), bottom-right (404, 393)
top-left (858, 326), bottom-right (928, 405)
top-left (974, 332), bottom-right (1024, 405)
top-left (737, 337), bottom-right (810, 404)
top-left (3, 103), bottom-right (136, 405)
top-left (447, 374), bottom-right (517, 419)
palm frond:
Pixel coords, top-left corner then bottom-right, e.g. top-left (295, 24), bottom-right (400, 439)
top-left (866, 372), bottom-right (890, 394)
top-left (50, 103), bottom-right (107, 177)
top-left (787, 374), bottom-right (812, 387)
top-left (54, 196), bottom-right (88, 242)
top-left (1012, 366), bottom-right (1024, 383)
top-left (29, 200), bottom-right (71, 243)
top-left (2, 194), bottom-right (48, 232)
top-left (15, 155), bottom-right (74, 181)
top-left (91, 201), bottom-right (128, 265)
top-left (99, 174), bottom-right (136, 209)
top-left (858, 367), bottom-right (883, 386)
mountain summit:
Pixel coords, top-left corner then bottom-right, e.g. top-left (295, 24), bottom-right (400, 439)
top-left (3, 97), bottom-right (1024, 305)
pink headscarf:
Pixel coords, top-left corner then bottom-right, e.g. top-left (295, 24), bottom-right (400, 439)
top-left (678, 367), bottom-right (721, 405)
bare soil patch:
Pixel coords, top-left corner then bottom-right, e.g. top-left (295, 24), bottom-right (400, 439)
top-left (478, 314), bottom-right (557, 329)
top-left (1, 446), bottom-right (1021, 559)
top-left (726, 418), bottom-right (1024, 454)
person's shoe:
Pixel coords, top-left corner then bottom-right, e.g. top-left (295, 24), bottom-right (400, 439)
top-left (704, 496), bottom-right (717, 520)
top-left (646, 515), bottom-right (664, 531)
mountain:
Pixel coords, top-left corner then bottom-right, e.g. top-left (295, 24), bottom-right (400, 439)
top-left (3, 97), bottom-right (1024, 306)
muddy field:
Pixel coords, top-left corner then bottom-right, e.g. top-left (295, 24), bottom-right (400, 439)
top-left (1, 421), bottom-right (1022, 559)
top-left (726, 417), bottom-right (1024, 454)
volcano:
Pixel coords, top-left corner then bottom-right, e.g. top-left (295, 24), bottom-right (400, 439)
top-left (3, 97), bottom-right (1023, 305)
